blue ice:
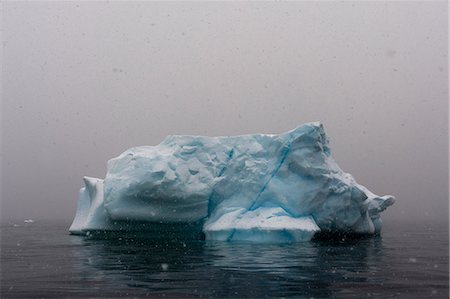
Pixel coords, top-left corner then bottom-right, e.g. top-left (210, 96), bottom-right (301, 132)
top-left (69, 122), bottom-right (395, 242)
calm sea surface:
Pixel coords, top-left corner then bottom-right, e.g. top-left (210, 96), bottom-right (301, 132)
top-left (1, 220), bottom-right (448, 298)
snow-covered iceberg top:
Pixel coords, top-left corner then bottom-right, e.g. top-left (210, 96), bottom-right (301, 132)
top-left (69, 122), bottom-right (394, 242)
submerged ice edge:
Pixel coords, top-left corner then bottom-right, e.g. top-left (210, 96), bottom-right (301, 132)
top-left (69, 122), bottom-right (395, 242)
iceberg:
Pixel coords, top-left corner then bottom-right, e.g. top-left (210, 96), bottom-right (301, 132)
top-left (69, 122), bottom-right (395, 242)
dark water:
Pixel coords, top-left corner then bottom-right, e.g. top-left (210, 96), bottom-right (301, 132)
top-left (1, 220), bottom-right (448, 298)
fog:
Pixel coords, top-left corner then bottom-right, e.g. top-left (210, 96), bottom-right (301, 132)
top-left (1, 2), bottom-right (448, 225)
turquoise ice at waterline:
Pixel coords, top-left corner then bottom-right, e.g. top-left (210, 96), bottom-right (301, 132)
top-left (69, 122), bottom-right (395, 242)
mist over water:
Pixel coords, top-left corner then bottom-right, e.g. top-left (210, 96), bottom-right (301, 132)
top-left (1, 1), bottom-right (448, 223)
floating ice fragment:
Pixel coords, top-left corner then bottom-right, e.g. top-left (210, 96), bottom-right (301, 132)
top-left (408, 257), bottom-right (417, 263)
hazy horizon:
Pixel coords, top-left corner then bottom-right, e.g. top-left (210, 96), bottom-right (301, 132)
top-left (1, 2), bottom-right (448, 225)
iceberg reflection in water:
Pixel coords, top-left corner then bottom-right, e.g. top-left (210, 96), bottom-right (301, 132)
top-left (2, 221), bottom-right (448, 298)
top-left (70, 234), bottom-right (384, 298)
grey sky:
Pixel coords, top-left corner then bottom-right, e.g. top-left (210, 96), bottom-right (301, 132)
top-left (1, 2), bottom-right (448, 224)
